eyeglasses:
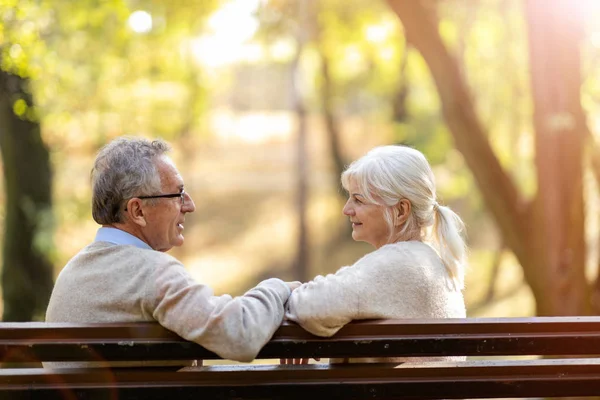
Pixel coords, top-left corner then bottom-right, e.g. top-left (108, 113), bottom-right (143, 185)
top-left (137, 190), bottom-right (186, 206)
top-left (124, 190), bottom-right (187, 211)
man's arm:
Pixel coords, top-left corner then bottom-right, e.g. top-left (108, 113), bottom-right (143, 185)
top-left (145, 260), bottom-right (292, 362)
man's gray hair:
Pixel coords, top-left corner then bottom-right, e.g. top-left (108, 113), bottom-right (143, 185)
top-left (91, 137), bottom-right (171, 225)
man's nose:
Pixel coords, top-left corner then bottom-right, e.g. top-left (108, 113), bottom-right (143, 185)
top-left (182, 192), bottom-right (196, 213)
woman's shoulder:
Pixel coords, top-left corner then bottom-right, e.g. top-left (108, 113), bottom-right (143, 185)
top-left (375, 241), bottom-right (440, 261)
top-left (355, 241), bottom-right (443, 274)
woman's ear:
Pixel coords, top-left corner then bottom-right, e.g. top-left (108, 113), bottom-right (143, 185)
top-left (125, 198), bottom-right (147, 227)
top-left (394, 199), bottom-right (411, 226)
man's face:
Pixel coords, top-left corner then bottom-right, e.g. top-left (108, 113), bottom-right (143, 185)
top-left (141, 156), bottom-right (196, 252)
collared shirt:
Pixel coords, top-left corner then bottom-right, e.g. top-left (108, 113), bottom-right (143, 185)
top-left (94, 227), bottom-right (152, 250)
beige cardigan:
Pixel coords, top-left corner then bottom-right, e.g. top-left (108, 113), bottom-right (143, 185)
top-left (286, 241), bottom-right (466, 363)
top-left (46, 241), bottom-right (290, 363)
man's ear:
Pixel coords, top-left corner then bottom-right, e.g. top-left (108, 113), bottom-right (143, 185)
top-left (394, 199), bottom-right (411, 227)
top-left (125, 198), bottom-right (147, 227)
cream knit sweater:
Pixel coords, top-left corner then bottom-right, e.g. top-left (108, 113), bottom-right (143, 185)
top-left (286, 241), bottom-right (466, 363)
top-left (46, 242), bottom-right (290, 363)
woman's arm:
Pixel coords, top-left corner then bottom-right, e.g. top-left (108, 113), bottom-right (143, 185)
top-left (286, 243), bottom-right (431, 337)
top-left (286, 260), bottom-right (376, 337)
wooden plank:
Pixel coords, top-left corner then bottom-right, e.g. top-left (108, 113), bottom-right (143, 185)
top-left (3, 318), bottom-right (600, 361)
top-left (1, 359), bottom-right (600, 399)
top-left (5, 317), bottom-right (600, 340)
top-left (6, 317), bottom-right (600, 340)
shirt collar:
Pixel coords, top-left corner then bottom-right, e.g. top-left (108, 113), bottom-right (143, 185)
top-left (94, 227), bottom-right (153, 250)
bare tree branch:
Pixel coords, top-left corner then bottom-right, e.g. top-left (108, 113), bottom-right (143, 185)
top-left (386, 0), bottom-right (528, 263)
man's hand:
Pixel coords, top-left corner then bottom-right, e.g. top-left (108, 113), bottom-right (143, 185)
top-left (286, 281), bottom-right (302, 292)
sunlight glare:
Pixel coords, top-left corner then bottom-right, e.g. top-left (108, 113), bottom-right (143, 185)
top-left (365, 25), bottom-right (388, 44)
top-left (193, 0), bottom-right (262, 67)
top-left (241, 43), bottom-right (264, 62)
top-left (591, 32), bottom-right (600, 48)
top-left (579, 0), bottom-right (600, 13)
top-left (380, 47), bottom-right (395, 61)
top-left (208, 0), bottom-right (260, 38)
top-left (211, 110), bottom-right (292, 144)
top-left (581, 0), bottom-right (600, 48)
top-left (128, 10), bottom-right (153, 34)
top-left (270, 39), bottom-right (296, 62)
top-left (345, 46), bottom-right (363, 65)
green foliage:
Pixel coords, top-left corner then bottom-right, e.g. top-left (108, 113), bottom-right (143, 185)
top-left (438, 0), bottom-right (536, 197)
top-left (0, 0), bottom-right (219, 269)
top-left (254, 0), bottom-right (488, 204)
top-left (1, 0), bottom-right (218, 146)
top-left (2, 0), bottom-right (580, 315)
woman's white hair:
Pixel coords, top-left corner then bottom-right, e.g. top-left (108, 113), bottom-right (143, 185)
top-left (341, 145), bottom-right (467, 290)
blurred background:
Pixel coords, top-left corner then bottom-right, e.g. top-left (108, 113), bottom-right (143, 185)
top-left (1, 0), bottom-right (599, 322)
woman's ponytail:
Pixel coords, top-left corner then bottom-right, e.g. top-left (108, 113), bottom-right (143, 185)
top-left (431, 203), bottom-right (467, 291)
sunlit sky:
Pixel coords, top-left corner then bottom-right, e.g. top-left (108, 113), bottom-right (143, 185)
top-left (193, 0), bottom-right (398, 67)
top-left (126, 0), bottom-right (600, 71)
top-left (127, 0), bottom-right (396, 68)
top-left (124, 0), bottom-right (600, 142)
top-left (126, 0), bottom-right (600, 68)
top-left (191, 0), bottom-right (264, 67)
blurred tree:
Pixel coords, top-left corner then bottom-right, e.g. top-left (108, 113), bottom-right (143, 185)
top-left (386, 0), bottom-right (591, 315)
top-left (0, 69), bottom-right (53, 321)
top-left (255, 0), bottom-right (465, 275)
top-left (0, 1), bottom-right (56, 321)
top-left (317, 27), bottom-right (346, 195)
top-left (256, 0), bottom-right (402, 192)
top-left (290, 0), bottom-right (311, 281)
top-left (0, 0), bottom-right (217, 319)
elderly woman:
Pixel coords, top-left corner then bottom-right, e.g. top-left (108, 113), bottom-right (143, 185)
top-left (285, 145), bottom-right (467, 363)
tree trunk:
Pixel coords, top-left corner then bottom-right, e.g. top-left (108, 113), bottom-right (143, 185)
top-left (0, 69), bottom-right (54, 321)
top-left (386, 0), bottom-right (528, 266)
top-left (392, 36), bottom-right (410, 123)
top-left (590, 140), bottom-right (600, 313)
top-left (385, 0), bottom-right (589, 315)
top-left (318, 47), bottom-right (346, 196)
top-left (291, 0), bottom-right (310, 282)
top-left (524, 0), bottom-right (588, 315)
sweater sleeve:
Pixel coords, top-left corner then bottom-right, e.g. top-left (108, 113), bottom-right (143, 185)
top-left (143, 257), bottom-right (291, 362)
top-left (286, 260), bottom-right (370, 337)
top-left (286, 245), bottom-right (428, 337)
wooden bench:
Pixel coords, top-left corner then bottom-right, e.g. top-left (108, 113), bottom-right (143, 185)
top-left (1, 317), bottom-right (600, 399)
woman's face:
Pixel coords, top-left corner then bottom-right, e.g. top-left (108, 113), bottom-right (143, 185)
top-left (342, 179), bottom-right (391, 249)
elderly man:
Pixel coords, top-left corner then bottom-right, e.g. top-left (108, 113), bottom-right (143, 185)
top-left (46, 137), bottom-right (296, 363)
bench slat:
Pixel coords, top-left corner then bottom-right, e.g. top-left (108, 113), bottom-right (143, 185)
top-left (4, 318), bottom-right (600, 361)
top-left (6, 317), bottom-right (600, 339)
top-left (1, 359), bottom-right (600, 399)
top-left (4, 334), bottom-right (600, 361)
top-left (2, 319), bottom-right (600, 399)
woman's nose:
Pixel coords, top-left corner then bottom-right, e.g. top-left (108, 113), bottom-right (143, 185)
top-left (342, 201), bottom-right (354, 216)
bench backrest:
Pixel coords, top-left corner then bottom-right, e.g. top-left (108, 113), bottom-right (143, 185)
top-left (2, 316), bottom-right (600, 362)
top-left (3, 317), bottom-right (600, 399)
